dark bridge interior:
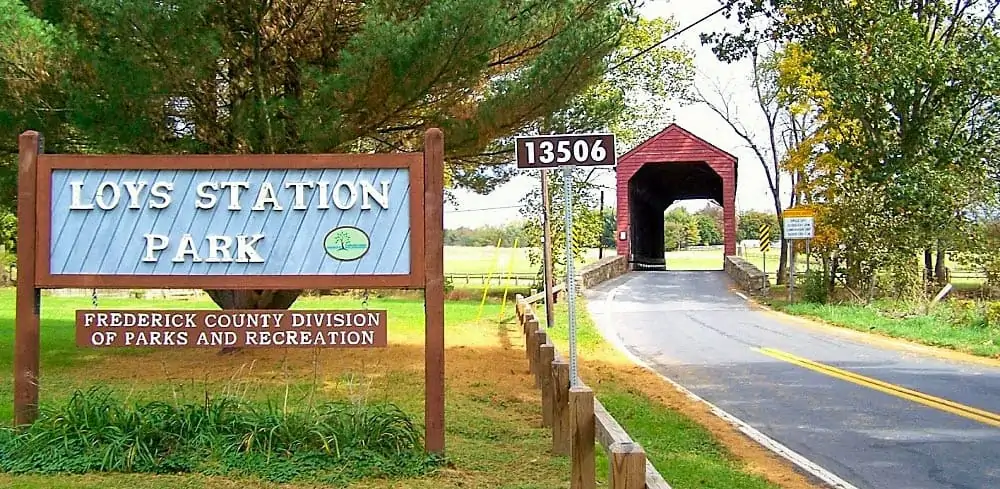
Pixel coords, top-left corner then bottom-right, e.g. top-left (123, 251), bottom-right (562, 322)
top-left (628, 162), bottom-right (722, 270)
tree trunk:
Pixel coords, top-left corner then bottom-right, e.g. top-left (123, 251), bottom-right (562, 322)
top-left (777, 239), bottom-right (788, 285)
top-left (775, 205), bottom-right (787, 285)
top-left (205, 289), bottom-right (303, 354)
top-left (934, 246), bottom-right (947, 284)
top-left (924, 249), bottom-right (933, 284)
top-left (206, 289), bottom-right (302, 310)
top-left (823, 255), bottom-right (832, 294)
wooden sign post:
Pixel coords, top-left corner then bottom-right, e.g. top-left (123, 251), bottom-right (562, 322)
top-left (15, 129), bottom-right (446, 454)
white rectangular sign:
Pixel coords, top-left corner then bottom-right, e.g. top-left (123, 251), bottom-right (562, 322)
top-left (783, 216), bottom-right (815, 239)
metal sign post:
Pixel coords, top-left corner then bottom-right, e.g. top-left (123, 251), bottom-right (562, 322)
top-left (562, 165), bottom-right (579, 386)
top-left (515, 132), bottom-right (616, 388)
top-left (782, 207), bottom-right (815, 303)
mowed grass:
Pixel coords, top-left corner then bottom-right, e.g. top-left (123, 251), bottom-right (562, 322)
top-left (665, 249), bottom-right (725, 271)
top-left (443, 246), bottom-right (613, 276)
top-left (778, 301), bottom-right (1000, 359)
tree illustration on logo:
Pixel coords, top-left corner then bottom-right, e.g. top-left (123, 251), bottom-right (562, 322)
top-left (333, 231), bottom-right (351, 250)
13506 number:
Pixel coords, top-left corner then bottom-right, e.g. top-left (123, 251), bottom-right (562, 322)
top-left (515, 134), bottom-right (615, 168)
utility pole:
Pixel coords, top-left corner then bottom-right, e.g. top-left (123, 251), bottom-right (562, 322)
top-left (598, 190), bottom-right (604, 260)
top-left (540, 169), bottom-right (556, 329)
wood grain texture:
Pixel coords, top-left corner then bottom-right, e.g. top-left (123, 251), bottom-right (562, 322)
top-left (595, 398), bottom-right (632, 450)
top-left (423, 128), bottom-right (445, 454)
top-left (552, 359), bottom-right (571, 455)
top-left (570, 386), bottom-right (596, 489)
top-left (609, 442), bottom-right (646, 489)
top-left (533, 330), bottom-right (546, 388)
top-left (540, 343), bottom-right (555, 427)
top-left (15, 131), bottom-right (40, 426)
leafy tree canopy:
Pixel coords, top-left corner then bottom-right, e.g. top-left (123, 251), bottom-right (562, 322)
top-left (2, 0), bottom-right (644, 196)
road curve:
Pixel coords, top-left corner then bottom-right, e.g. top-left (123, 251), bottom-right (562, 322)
top-left (585, 271), bottom-right (1000, 489)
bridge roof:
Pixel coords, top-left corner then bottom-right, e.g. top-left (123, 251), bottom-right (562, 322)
top-left (618, 123), bottom-right (737, 167)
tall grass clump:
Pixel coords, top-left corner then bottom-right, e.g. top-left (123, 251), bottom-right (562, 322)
top-left (0, 387), bottom-right (438, 484)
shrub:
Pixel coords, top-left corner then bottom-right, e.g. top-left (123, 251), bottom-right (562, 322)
top-left (0, 387), bottom-right (437, 483)
top-left (946, 299), bottom-right (986, 328)
top-left (801, 270), bottom-right (829, 304)
top-left (985, 302), bottom-right (1000, 330)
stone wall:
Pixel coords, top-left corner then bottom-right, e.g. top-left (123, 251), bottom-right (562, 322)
top-left (576, 255), bottom-right (628, 289)
top-left (724, 256), bottom-right (769, 295)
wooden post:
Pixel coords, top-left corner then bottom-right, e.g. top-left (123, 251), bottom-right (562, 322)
top-left (423, 128), bottom-right (446, 454)
top-left (526, 317), bottom-right (539, 374)
top-left (609, 442), bottom-right (646, 489)
top-left (552, 359), bottom-right (571, 455)
top-left (540, 343), bottom-right (555, 427)
top-left (533, 330), bottom-right (546, 388)
top-left (570, 385), bottom-right (595, 489)
top-left (14, 131), bottom-right (40, 427)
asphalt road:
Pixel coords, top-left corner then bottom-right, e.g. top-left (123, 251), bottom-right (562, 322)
top-left (585, 271), bottom-right (1000, 489)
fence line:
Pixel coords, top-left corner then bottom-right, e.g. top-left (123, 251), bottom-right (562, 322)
top-left (515, 294), bottom-right (671, 489)
top-left (446, 272), bottom-right (537, 286)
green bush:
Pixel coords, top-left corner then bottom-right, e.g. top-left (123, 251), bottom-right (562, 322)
top-left (801, 270), bottom-right (829, 304)
top-left (0, 387), bottom-right (437, 483)
top-left (985, 302), bottom-right (1000, 329)
top-left (945, 299), bottom-right (986, 329)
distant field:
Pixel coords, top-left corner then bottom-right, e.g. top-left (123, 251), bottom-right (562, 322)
top-left (664, 249), bottom-right (725, 270)
top-left (444, 246), bottom-right (614, 286)
top-left (447, 245), bottom-right (987, 289)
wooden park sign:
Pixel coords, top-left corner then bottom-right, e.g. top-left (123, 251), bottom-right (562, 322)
top-left (15, 129), bottom-right (447, 453)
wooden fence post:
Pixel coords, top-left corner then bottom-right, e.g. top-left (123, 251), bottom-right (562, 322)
top-left (533, 330), bottom-right (546, 388)
top-left (540, 343), bottom-right (555, 427)
top-left (570, 385), bottom-right (595, 489)
top-left (552, 359), bottom-right (571, 455)
top-left (526, 317), bottom-right (539, 374)
top-left (609, 441), bottom-right (646, 489)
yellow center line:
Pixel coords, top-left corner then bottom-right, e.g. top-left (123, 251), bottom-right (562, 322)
top-left (755, 347), bottom-right (1000, 428)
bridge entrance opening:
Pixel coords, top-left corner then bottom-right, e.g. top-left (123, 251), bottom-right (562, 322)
top-left (615, 124), bottom-right (737, 271)
top-left (628, 162), bottom-right (723, 270)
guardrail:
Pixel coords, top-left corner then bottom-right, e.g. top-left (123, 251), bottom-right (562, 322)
top-left (515, 295), bottom-right (671, 489)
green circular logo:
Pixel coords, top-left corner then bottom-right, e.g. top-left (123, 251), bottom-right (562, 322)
top-left (324, 226), bottom-right (370, 261)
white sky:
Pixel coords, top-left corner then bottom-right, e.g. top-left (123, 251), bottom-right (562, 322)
top-left (443, 0), bottom-right (785, 229)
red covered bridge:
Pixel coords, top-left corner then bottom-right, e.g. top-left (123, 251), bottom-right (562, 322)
top-left (615, 124), bottom-right (737, 270)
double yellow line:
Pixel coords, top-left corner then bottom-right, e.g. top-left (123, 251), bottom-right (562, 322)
top-left (756, 347), bottom-right (1000, 428)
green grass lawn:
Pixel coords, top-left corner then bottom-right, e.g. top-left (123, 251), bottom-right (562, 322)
top-left (775, 300), bottom-right (1000, 358)
top-left (665, 249), bottom-right (725, 270)
top-left (444, 246), bottom-right (613, 274)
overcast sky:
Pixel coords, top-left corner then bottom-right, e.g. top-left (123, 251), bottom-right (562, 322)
top-left (443, 0), bottom-right (785, 229)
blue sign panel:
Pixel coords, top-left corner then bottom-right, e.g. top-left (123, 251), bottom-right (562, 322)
top-left (48, 168), bottom-right (410, 275)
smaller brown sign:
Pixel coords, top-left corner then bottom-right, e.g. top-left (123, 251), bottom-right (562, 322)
top-left (76, 310), bottom-right (387, 348)
top-left (514, 133), bottom-right (617, 169)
